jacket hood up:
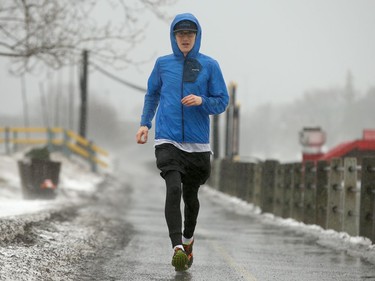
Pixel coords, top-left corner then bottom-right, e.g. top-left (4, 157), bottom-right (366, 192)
top-left (170, 13), bottom-right (201, 58)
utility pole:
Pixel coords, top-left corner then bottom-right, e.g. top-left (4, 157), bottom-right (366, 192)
top-left (232, 102), bottom-right (240, 158)
top-left (79, 50), bottom-right (89, 138)
top-left (225, 83), bottom-right (240, 160)
top-left (225, 83), bottom-right (235, 159)
top-left (225, 90), bottom-right (232, 158)
top-left (212, 114), bottom-right (220, 159)
top-left (69, 64), bottom-right (75, 131)
top-left (21, 74), bottom-right (30, 138)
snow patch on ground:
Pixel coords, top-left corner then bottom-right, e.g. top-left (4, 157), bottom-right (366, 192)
top-left (0, 153), bottom-right (103, 219)
top-left (202, 185), bottom-right (375, 265)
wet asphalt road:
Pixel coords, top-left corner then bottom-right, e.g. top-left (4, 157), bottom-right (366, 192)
top-left (97, 150), bottom-right (375, 281)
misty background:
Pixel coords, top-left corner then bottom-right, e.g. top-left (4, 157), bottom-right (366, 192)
top-left (1, 0), bottom-right (375, 163)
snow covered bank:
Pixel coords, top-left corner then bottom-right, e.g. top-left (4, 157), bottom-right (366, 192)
top-left (202, 185), bottom-right (375, 265)
top-left (0, 152), bottom-right (104, 219)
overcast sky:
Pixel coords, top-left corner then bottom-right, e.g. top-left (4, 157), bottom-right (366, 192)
top-left (1, 0), bottom-right (375, 121)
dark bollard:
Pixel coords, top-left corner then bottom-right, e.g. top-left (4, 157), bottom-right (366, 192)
top-left (343, 157), bottom-right (360, 236)
top-left (18, 159), bottom-right (61, 199)
top-left (261, 160), bottom-right (279, 213)
top-left (209, 159), bottom-right (221, 190)
top-left (282, 163), bottom-right (294, 218)
top-left (236, 162), bottom-right (251, 201)
top-left (327, 158), bottom-right (344, 232)
top-left (252, 163), bottom-right (263, 207)
top-left (291, 163), bottom-right (304, 222)
top-left (219, 159), bottom-right (230, 193)
top-left (273, 164), bottom-right (285, 217)
top-left (228, 161), bottom-right (237, 197)
top-left (359, 157), bottom-right (375, 242)
top-left (304, 161), bottom-right (317, 225)
top-left (316, 160), bottom-right (329, 229)
top-left (231, 161), bottom-right (240, 197)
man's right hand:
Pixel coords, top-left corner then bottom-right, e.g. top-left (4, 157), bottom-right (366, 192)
top-left (136, 126), bottom-right (149, 144)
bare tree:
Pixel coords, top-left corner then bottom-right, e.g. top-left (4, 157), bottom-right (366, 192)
top-left (0, 0), bottom-right (175, 74)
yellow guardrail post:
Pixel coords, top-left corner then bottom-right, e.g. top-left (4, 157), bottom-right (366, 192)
top-left (12, 129), bottom-right (18, 153)
top-left (1, 127), bottom-right (108, 173)
top-left (63, 130), bottom-right (71, 157)
top-left (5, 127), bottom-right (10, 155)
top-left (89, 141), bottom-right (97, 173)
top-left (47, 127), bottom-right (54, 152)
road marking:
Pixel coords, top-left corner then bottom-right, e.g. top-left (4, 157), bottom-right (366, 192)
top-left (201, 229), bottom-right (258, 281)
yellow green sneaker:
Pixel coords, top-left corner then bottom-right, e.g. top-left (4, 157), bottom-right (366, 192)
top-left (183, 239), bottom-right (194, 268)
top-left (171, 247), bottom-right (188, 271)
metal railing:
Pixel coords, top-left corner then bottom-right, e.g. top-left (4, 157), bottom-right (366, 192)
top-left (208, 157), bottom-right (375, 243)
top-left (0, 127), bottom-right (108, 172)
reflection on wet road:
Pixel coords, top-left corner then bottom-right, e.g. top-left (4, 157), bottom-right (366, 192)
top-left (106, 148), bottom-right (375, 281)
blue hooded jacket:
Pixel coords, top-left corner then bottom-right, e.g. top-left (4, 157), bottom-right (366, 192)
top-left (140, 13), bottom-right (229, 144)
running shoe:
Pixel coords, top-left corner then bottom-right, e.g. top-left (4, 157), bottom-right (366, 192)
top-left (183, 239), bottom-right (194, 268)
top-left (171, 247), bottom-right (188, 271)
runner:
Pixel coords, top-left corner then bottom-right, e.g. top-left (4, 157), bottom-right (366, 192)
top-left (136, 12), bottom-right (229, 271)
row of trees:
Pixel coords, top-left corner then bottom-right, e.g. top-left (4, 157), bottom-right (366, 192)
top-left (0, 0), bottom-right (175, 144)
top-left (0, 0), bottom-right (175, 74)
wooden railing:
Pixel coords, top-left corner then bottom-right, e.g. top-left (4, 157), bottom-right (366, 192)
top-left (208, 157), bottom-right (375, 243)
top-left (0, 127), bottom-right (109, 172)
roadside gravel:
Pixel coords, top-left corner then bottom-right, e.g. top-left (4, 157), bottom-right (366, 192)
top-left (0, 176), bottom-right (132, 281)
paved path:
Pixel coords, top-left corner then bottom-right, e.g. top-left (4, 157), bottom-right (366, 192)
top-left (101, 147), bottom-right (375, 281)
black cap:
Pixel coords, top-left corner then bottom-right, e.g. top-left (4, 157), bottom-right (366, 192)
top-left (173, 20), bottom-right (197, 33)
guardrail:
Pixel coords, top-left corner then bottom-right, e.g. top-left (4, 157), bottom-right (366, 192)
top-left (0, 127), bottom-right (108, 172)
top-left (208, 157), bottom-right (375, 243)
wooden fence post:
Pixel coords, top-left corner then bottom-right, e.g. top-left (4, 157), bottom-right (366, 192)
top-left (245, 163), bottom-right (255, 203)
top-left (210, 158), bottom-right (221, 190)
top-left (233, 162), bottom-right (247, 200)
top-left (252, 163), bottom-right (263, 208)
top-left (327, 158), bottom-right (344, 232)
top-left (227, 161), bottom-right (236, 197)
top-left (343, 157), bottom-right (360, 236)
top-left (212, 115), bottom-right (220, 159)
top-left (304, 161), bottom-right (317, 225)
top-left (291, 163), bottom-right (304, 222)
top-left (218, 159), bottom-right (227, 193)
top-left (316, 160), bottom-right (329, 229)
top-left (261, 160), bottom-right (279, 213)
top-left (273, 164), bottom-right (285, 217)
top-left (236, 162), bottom-right (251, 202)
top-left (282, 163), bottom-right (294, 218)
top-left (359, 157), bottom-right (375, 242)
top-left (219, 159), bottom-right (230, 194)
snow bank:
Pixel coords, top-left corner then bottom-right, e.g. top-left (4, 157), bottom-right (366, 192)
top-left (202, 186), bottom-right (375, 265)
top-left (0, 152), bottom-right (104, 219)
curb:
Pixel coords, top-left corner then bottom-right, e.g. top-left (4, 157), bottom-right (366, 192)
top-left (0, 202), bottom-right (79, 243)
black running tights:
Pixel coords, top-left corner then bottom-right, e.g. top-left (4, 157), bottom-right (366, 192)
top-left (164, 170), bottom-right (200, 247)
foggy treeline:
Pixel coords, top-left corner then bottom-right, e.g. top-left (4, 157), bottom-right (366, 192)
top-left (239, 82), bottom-right (375, 162)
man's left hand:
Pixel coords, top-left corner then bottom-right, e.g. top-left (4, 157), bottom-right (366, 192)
top-left (181, 94), bottom-right (202, 106)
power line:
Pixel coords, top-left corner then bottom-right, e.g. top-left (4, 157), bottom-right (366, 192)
top-left (91, 63), bottom-right (147, 93)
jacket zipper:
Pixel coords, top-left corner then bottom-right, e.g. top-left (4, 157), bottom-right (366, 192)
top-left (181, 58), bottom-right (186, 142)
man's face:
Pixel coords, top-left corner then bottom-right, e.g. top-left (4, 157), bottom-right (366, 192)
top-left (175, 31), bottom-right (196, 57)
